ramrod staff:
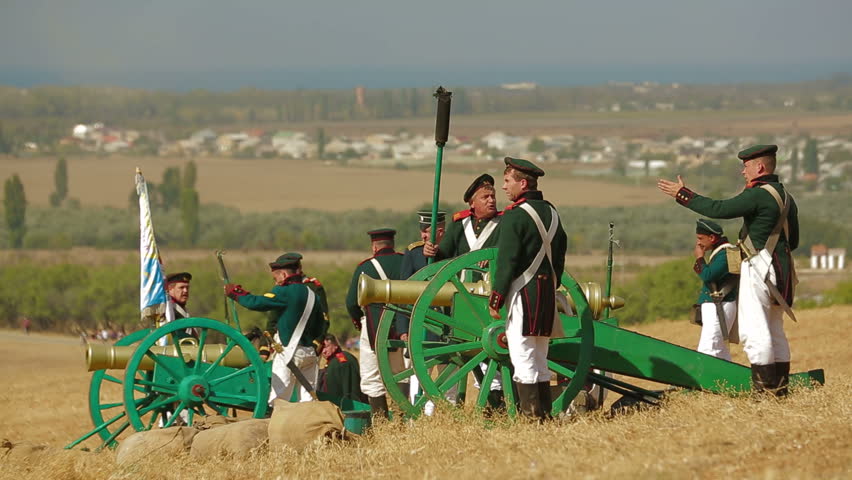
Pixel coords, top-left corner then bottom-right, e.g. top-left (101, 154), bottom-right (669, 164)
top-left (428, 86), bottom-right (452, 264)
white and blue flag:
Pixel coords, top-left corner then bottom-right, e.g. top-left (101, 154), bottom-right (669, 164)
top-left (136, 168), bottom-right (170, 325)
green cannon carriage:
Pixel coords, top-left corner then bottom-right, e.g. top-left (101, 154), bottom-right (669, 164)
top-left (67, 318), bottom-right (368, 450)
top-left (363, 248), bottom-right (825, 417)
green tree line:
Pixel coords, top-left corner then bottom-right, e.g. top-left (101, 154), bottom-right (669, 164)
top-left (0, 260), bottom-right (360, 340)
top-left (1, 192), bottom-right (849, 255)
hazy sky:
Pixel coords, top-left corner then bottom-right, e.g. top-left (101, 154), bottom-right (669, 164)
top-left (2, 0), bottom-right (851, 88)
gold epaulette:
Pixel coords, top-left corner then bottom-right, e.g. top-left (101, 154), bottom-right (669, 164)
top-left (407, 240), bottom-right (425, 251)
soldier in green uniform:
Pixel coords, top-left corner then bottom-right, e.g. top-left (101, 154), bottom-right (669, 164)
top-left (345, 228), bottom-right (405, 418)
top-left (396, 211), bottom-right (447, 346)
top-left (225, 253), bottom-right (326, 405)
top-left (260, 252), bottom-right (330, 353)
top-left (488, 157), bottom-right (567, 419)
top-left (423, 174), bottom-right (507, 407)
top-left (692, 219), bottom-right (738, 361)
top-left (658, 144), bottom-right (799, 396)
top-left (165, 272), bottom-right (197, 339)
top-left (319, 334), bottom-right (365, 403)
top-left (423, 173), bottom-right (500, 260)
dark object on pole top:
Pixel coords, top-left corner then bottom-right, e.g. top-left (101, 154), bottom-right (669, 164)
top-left (433, 86), bottom-right (452, 147)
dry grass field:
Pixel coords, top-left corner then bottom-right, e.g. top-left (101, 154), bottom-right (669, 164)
top-left (2, 305), bottom-right (850, 479)
top-left (0, 156), bottom-right (664, 212)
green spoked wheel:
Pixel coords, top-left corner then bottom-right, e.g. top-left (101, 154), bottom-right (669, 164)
top-left (122, 318), bottom-right (269, 431)
top-left (408, 248), bottom-right (596, 417)
top-left (375, 259), bottom-right (448, 418)
top-left (65, 329), bottom-right (153, 450)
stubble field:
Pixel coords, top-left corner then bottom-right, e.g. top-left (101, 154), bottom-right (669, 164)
top-left (0, 156), bottom-right (665, 213)
top-left (1, 305), bottom-right (850, 479)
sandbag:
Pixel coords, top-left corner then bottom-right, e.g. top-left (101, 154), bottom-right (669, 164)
top-left (115, 427), bottom-right (198, 466)
top-left (190, 419), bottom-right (270, 459)
top-left (268, 400), bottom-right (345, 451)
top-left (193, 414), bottom-right (237, 430)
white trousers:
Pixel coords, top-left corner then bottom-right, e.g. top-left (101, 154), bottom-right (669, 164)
top-left (473, 362), bottom-right (503, 391)
top-left (697, 301), bottom-right (737, 361)
top-left (506, 291), bottom-right (551, 384)
top-left (269, 344), bottom-right (318, 406)
top-left (359, 326), bottom-right (406, 398)
top-left (738, 249), bottom-right (791, 366)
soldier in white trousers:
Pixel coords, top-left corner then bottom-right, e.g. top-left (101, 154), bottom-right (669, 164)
top-left (659, 144), bottom-right (799, 396)
top-left (691, 219), bottom-right (738, 361)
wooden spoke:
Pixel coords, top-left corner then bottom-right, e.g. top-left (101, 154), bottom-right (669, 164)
top-left (501, 366), bottom-right (517, 417)
top-left (162, 401), bottom-right (187, 428)
top-left (144, 350), bottom-right (183, 380)
top-left (437, 351), bottom-right (488, 394)
top-left (476, 360), bottom-right (499, 409)
top-left (422, 341), bottom-right (481, 358)
top-left (170, 334), bottom-right (190, 375)
top-left (192, 328), bottom-right (210, 374)
top-left (203, 340), bottom-right (238, 376)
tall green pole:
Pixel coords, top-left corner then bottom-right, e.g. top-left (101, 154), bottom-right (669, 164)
top-left (429, 87), bottom-right (452, 264)
top-left (604, 222), bottom-right (616, 319)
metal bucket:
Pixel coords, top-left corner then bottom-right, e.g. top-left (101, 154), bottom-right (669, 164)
top-left (342, 410), bottom-right (371, 435)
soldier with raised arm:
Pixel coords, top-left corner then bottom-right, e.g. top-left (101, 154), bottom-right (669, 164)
top-left (658, 145), bottom-right (799, 396)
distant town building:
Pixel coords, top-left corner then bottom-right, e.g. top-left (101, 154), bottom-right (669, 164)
top-left (500, 82), bottom-right (537, 91)
top-left (810, 244), bottom-right (846, 270)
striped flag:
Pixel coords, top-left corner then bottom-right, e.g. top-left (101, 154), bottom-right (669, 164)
top-left (136, 168), bottom-right (170, 326)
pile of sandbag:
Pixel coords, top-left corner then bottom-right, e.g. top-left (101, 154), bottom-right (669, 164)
top-left (114, 401), bottom-right (355, 464)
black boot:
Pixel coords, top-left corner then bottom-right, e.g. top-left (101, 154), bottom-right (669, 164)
top-left (775, 362), bottom-right (790, 397)
top-left (368, 395), bottom-right (389, 419)
top-left (516, 382), bottom-right (542, 419)
top-left (751, 364), bottom-right (775, 395)
top-left (398, 383), bottom-right (410, 401)
top-left (486, 389), bottom-right (506, 410)
top-left (537, 382), bottom-right (553, 420)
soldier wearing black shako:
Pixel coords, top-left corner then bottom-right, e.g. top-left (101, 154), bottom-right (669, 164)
top-left (488, 157), bottom-right (567, 420)
top-left (659, 145), bottom-right (799, 396)
top-left (345, 228), bottom-right (405, 418)
top-left (225, 253), bottom-right (326, 405)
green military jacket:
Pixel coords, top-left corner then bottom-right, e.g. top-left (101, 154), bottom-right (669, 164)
top-left (265, 275), bottom-right (329, 343)
top-left (694, 238), bottom-right (738, 304)
top-left (489, 190), bottom-right (567, 336)
top-left (236, 275), bottom-right (325, 348)
top-left (676, 174), bottom-right (798, 304)
top-left (345, 247), bottom-right (404, 348)
top-left (321, 349), bottom-right (365, 403)
top-left (435, 209), bottom-right (501, 260)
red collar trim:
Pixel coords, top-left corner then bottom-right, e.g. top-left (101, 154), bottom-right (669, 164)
top-left (503, 197), bottom-right (527, 212)
top-left (453, 209), bottom-right (473, 221)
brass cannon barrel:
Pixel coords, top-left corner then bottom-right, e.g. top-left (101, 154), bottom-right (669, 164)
top-left (358, 274), bottom-right (623, 320)
top-left (357, 273), bottom-right (489, 307)
top-left (559, 282), bottom-right (625, 320)
top-left (86, 342), bottom-right (250, 372)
